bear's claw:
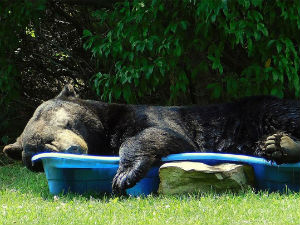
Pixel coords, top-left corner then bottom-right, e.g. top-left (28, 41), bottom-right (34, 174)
top-left (112, 167), bottom-right (140, 195)
top-left (112, 170), bottom-right (128, 195)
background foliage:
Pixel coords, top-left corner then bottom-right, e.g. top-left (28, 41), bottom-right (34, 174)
top-left (0, 0), bottom-right (299, 147)
top-left (1, 0), bottom-right (44, 146)
top-left (0, 0), bottom-right (96, 146)
top-left (83, 0), bottom-right (300, 104)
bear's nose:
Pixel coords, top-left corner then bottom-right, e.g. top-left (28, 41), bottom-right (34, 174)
top-left (65, 145), bottom-right (86, 154)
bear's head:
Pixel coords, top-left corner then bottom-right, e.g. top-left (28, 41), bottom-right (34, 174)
top-left (3, 85), bottom-right (105, 171)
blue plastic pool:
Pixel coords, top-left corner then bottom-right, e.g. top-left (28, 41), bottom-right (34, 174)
top-left (32, 152), bottom-right (300, 196)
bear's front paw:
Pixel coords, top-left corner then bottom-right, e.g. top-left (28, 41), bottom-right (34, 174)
top-left (262, 133), bottom-right (300, 164)
top-left (112, 164), bottom-right (147, 195)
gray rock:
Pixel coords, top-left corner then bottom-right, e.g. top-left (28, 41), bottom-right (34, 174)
top-left (158, 162), bottom-right (254, 195)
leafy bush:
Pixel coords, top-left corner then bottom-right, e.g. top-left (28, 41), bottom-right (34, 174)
top-left (0, 0), bottom-right (46, 106)
top-left (83, 0), bottom-right (300, 104)
top-left (1, 0), bottom-right (98, 147)
top-left (0, 0), bottom-right (46, 145)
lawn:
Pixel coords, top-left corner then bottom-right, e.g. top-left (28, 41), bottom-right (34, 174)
top-left (0, 163), bottom-right (299, 225)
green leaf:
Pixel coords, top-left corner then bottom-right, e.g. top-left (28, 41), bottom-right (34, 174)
top-left (136, 42), bottom-right (146, 52)
top-left (267, 40), bottom-right (276, 49)
top-left (83, 29), bottom-right (92, 38)
top-left (145, 65), bottom-right (154, 79)
top-left (147, 39), bottom-right (154, 51)
top-left (123, 85), bottom-right (132, 103)
top-left (254, 31), bottom-right (261, 41)
top-left (207, 83), bottom-right (222, 99)
top-left (175, 45), bottom-right (182, 57)
top-left (180, 21), bottom-right (188, 30)
top-left (247, 38), bottom-right (253, 56)
top-left (257, 23), bottom-right (268, 36)
top-left (252, 0), bottom-right (262, 7)
top-left (159, 3), bottom-right (164, 11)
top-left (272, 71), bottom-right (279, 82)
top-left (113, 87), bottom-right (122, 99)
top-left (276, 43), bottom-right (282, 53)
top-left (128, 52), bottom-right (134, 62)
top-left (271, 87), bottom-right (283, 98)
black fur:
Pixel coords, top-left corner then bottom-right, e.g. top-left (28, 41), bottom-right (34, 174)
top-left (3, 85), bottom-right (300, 194)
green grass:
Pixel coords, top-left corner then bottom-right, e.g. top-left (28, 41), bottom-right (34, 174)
top-left (0, 164), bottom-right (299, 225)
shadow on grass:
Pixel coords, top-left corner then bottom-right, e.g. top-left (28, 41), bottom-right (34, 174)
top-left (0, 152), bottom-right (14, 166)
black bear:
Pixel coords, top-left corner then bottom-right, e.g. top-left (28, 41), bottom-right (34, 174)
top-left (3, 85), bottom-right (300, 194)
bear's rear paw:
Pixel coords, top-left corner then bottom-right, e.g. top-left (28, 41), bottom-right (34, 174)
top-left (262, 133), bottom-right (300, 164)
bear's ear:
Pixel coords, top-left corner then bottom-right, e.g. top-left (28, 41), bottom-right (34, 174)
top-left (3, 140), bottom-right (23, 161)
top-left (56, 84), bottom-right (78, 99)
